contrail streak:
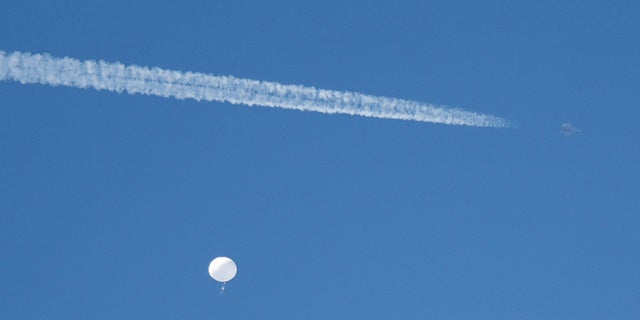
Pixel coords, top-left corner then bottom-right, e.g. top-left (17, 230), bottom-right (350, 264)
top-left (0, 50), bottom-right (510, 127)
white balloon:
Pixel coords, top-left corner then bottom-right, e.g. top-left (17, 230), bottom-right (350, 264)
top-left (208, 257), bottom-right (237, 282)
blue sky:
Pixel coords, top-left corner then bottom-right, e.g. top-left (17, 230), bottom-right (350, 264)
top-left (1, 1), bottom-right (639, 319)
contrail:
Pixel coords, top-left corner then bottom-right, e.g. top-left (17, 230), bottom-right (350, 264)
top-left (0, 50), bottom-right (510, 127)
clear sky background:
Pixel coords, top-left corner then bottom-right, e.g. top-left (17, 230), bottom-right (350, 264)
top-left (1, 1), bottom-right (639, 319)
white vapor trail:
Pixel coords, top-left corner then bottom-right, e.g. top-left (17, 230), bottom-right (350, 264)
top-left (0, 50), bottom-right (510, 127)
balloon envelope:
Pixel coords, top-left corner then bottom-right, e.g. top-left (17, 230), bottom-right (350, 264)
top-left (208, 257), bottom-right (237, 282)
